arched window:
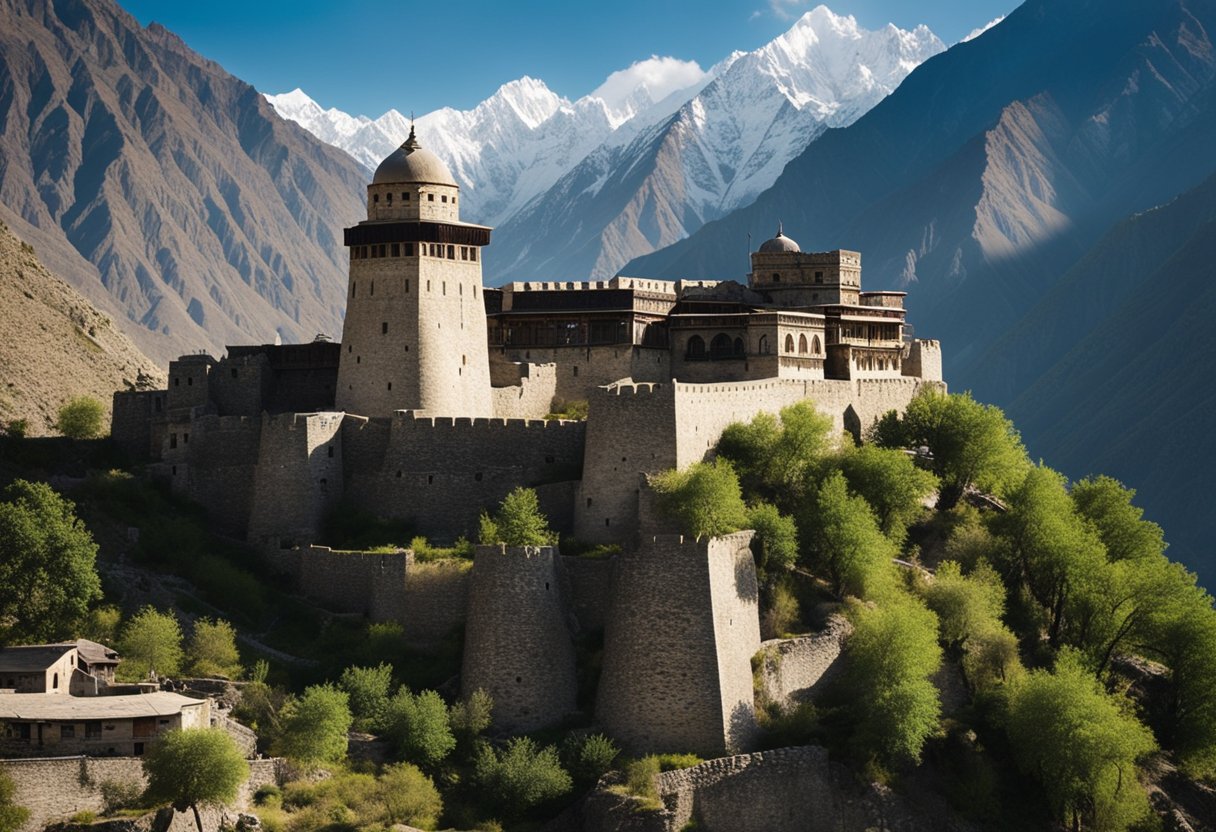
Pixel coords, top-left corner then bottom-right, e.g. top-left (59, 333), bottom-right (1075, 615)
top-left (733, 337), bottom-right (745, 356)
top-left (772, 273), bottom-right (781, 283)
top-left (812, 335), bottom-right (821, 354)
top-left (687, 335), bottom-right (706, 359)
top-left (758, 335), bottom-right (769, 354)
top-left (710, 333), bottom-right (733, 360)
top-left (784, 334), bottom-right (795, 353)
top-left (798, 334), bottom-right (808, 354)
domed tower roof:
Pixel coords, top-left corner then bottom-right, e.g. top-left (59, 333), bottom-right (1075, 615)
top-left (758, 223), bottom-right (801, 254)
top-left (372, 126), bottom-right (457, 186)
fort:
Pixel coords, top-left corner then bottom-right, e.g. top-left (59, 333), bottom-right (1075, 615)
top-left (112, 127), bottom-right (945, 755)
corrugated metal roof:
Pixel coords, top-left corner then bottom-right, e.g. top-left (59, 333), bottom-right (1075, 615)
top-left (0, 692), bottom-right (204, 721)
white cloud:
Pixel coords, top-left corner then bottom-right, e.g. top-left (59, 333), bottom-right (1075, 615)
top-left (960, 16), bottom-right (1005, 43)
top-left (768, 0), bottom-right (813, 21)
top-left (589, 55), bottom-right (708, 112)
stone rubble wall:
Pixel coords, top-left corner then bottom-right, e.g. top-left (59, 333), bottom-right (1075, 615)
top-left (1, 756), bottom-right (282, 832)
top-left (755, 615), bottom-right (852, 710)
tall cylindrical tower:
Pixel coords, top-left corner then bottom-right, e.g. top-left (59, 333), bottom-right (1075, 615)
top-left (336, 128), bottom-right (492, 417)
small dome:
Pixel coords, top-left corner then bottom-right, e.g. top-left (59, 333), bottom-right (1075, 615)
top-left (759, 224), bottom-right (800, 253)
top-left (372, 127), bottom-right (457, 186)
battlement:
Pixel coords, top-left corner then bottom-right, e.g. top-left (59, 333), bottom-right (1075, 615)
top-left (389, 411), bottom-right (580, 429)
top-left (504, 275), bottom-right (677, 295)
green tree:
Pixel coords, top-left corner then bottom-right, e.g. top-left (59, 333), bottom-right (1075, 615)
top-left (339, 663), bottom-right (394, 732)
top-left (923, 560), bottom-right (1006, 649)
top-left (1005, 650), bottom-right (1156, 832)
top-left (1070, 476), bottom-right (1166, 564)
top-left (382, 687), bottom-right (456, 769)
top-left (989, 466), bottom-right (1108, 649)
top-left (478, 487), bottom-right (555, 546)
top-left (800, 471), bottom-right (897, 600)
top-left (448, 688), bottom-right (493, 758)
top-left (118, 607), bottom-right (183, 681)
top-left (568, 733), bottom-right (619, 786)
top-left (0, 480), bottom-right (102, 643)
top-left (188, 618), bottom-right (241, 679)
top-left (274, 684), bottom-right (352, 766)
top-left (82, 604), bottom-right (123, 645)
top-left (842, 595), bottom-right (942, 768)
top-left (0, 771), bottom-right (29, 832)
top-left (900, 391), bottom-right (1029, 508)
top-left (836, 442), bottom-right (938, 544)
top-left (745, 501), bottom-right (799, 582)
top-left (473, 736), bottom-right (573, 819)
top-left (56, 396), bottom-right (105, 440)
top-left (651, 458), bottom-right (748, 539)
top-left (142, 728), bottom-right (249, 832)
top-left (717, 402), bottom-right (834, 508)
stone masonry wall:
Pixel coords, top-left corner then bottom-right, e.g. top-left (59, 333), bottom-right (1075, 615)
top-left (461, 545), bottom-right (577, 732)
top-left (649, 746), bottom-right (970, 832)
top-left (496, 344), bottom-right (670, 402)
top-left (596, 532), bottom-right (759, 757)
top-left (490, 360), bottom-right (558, 420)
top-left (247, 412), bottom-right (345, 547)
top-left (345, 413), bottom-right (585, 542)
top-left (755, 615), bottom-right (852, 711)
top-left (1, 756), bottom-right (281, 832)
top-left (903, 339), bottom-right (943, 383)
top-left (576, 377), bottom-right (942, 545)
top-left (560, 555), bottom-right (616, 632)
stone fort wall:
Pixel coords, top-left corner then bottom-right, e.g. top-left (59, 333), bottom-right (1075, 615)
top-left (489, 359), bottom-right (559, 420)
top-left (161, 414), bottom-right (262, 538)
top-left (495, 344), bottom-right (670, 403)
top-left (462, 545), bottom-right (577, 732)
top-left (1, 756), bottom-right (281, 832)
top-left (344, 412), bottom-right (585, 542)
top-left (597, 532), bottom-right (760, 757)
top-left (247, 412), bottom-right (345, 547)
top-left (576, 376), bottom-right (944, 544)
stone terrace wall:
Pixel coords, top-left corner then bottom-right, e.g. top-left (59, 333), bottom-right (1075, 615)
top-left (756, 615), bottom-right (852, 710)
top-left (651, 746), bottom-right (970, 832)
top-left (265, 546), bottom-right (469, 651)
top-left (1, 756), bottom-right (281, 832)
top-left (596, 532), bottom-right (759, 757)
top-left (345, 413), bottom-right (586, 542)
top-left (462, 545), bottom-right (577, 732)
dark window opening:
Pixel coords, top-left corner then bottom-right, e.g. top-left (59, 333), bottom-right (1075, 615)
top-left (545, 455), bottom-right (555, 464)
top-left (186, 376), bottom-right (193, 386)
top-left (169, 433), bottom-right (177, 449)
top-left (427, 475), bottom-right (434, 485)
top-left (382, 322), bottom-right (389, 335)
top-left (391, 243), bottom-right (399, 257)
top-left (231, 368), bottom-right (238, 378)
top-left (428, 193), bottom-right (434, 202)
top-left (586, 497), bottom-right (592, 508)
top-left (327, 446), bottom-right (334, 458)
top-left (474, 472), bottom-right (483, 482)
top-left (373, 194), bottom-right (379, 203)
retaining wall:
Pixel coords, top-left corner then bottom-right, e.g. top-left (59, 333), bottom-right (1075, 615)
top-left (755, 616), bottom-right (852, 710)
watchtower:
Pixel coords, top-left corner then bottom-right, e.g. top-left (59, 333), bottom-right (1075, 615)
top-left (335, 127), bottom-right (492, 417)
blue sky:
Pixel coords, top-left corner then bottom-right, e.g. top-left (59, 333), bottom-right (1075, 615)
top-left (118, 0), bottom-right (1014, 117)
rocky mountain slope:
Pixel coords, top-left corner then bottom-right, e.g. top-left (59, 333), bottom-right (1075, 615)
top-left (492, 7), bottom-right (942, 281)
top-left (0, 0), bottom-right (368, 364)
top-left (0, 220), bottom-right (163, 435)
top-left (626, 0), bottom-right (1216, 579)
top-left (269, 6), bottom-right (943, 282)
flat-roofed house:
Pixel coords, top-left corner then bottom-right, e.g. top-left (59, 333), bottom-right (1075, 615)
top-left (0, 691), bottom-right (210, 757)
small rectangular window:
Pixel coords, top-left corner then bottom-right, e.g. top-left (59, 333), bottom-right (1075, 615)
top-left (169, 433), bottom-right (177, 449)
top-left (471, 248), bottom-right (478, 262)
top-left (441, 194), bottom-right (448, 203)
top-left (391, 243), bottom-right (400, 257)
top-left (373, 193), bottom-right (380, 203)
top-left (405, 279), bottom-right (410, 293)
top-left (447, 245), bottom-right (455, 260)
top-left (405, 243), bottom-right (414, 256)
top-left (382, 322), bottom-right (388, 335)
top-left (428, 193), bottom-right (434, 202)
top-left (402, 192), bottom-right (409, 201)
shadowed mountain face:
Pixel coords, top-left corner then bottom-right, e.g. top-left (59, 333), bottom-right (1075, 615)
top-left (0, 0), bottom-right (367, 363)
top-left (625, 0), bottom-right (1216, 579)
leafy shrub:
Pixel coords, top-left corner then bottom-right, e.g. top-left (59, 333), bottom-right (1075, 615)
top-left (273, 684), bottom-right (352, 765)
top-left (339, 663), bottom-right (394, 732)
top-left (473, 737), bottom-right (573, 819)
top-left (382, 688), bottom-right (455, 768)
top-left (99, 778), bottom-right (144, 814)
top-left (57, 396), bottom-right (104, 439)
top-left (478, 487), bottom-right (555, 546)
top-left (2, 419), bottom-right (28, 439)
top-left (568, 733), bottom-right (619, 785)
top-left (546, 398), bottom-right (589, 421)
top-left (651, 458), bottom-right (748, 539)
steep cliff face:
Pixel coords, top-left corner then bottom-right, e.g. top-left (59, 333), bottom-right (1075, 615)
top-left (0, 0), bottom-right (367, 363)
top-left (0, 220), bottom-right (163, 434)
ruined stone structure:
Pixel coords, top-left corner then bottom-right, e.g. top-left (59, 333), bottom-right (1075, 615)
top-left (111, 128), bottom-right (947, 755)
